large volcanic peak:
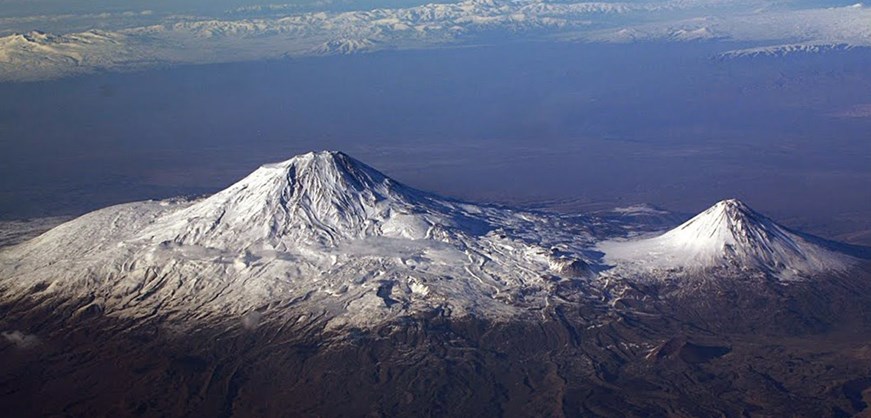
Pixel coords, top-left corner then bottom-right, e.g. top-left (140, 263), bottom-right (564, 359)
top-left (0, 154), bottom-right (866, 338)
top-left (139, 151), bottom-right (437, 247)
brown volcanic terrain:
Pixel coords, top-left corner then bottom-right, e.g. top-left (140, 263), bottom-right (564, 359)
top-left (2, 267), bottom-right (871, 417)
top-left (1, 153), bottom-right (870, 417)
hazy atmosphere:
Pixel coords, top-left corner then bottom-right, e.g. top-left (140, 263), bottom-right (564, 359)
top-left (2, 40), bottom-right (870, 243)
top-left (2, 1), bottom-right (871, 417)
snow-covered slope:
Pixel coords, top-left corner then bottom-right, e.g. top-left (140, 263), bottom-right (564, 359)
top-left (0, 151), bottom-right (596, 329)
top-left (0, 154), bottom-right (862, 332)
top-left (598, 199), bottom-right (853, 279)
top-left (137, 151), bottom-right (467, 247)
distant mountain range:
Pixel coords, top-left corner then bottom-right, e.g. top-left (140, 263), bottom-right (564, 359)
top-left (1, 0), bottom-right (869, 81)
top-left (717, 43), bottom-right (863, 59)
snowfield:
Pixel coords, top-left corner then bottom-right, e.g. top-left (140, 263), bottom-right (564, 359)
top-left (0, 151), bottom-right (861, 331)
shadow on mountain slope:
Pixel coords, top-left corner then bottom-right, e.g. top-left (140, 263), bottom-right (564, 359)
top-left (3, 272), bottom-right (871, 417)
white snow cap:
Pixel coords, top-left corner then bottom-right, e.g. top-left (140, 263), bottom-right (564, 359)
top-left (138, 151), bottom-right (450, 247)
top-left (0, 150), bottom-right (562, 327)
top-left (0, 154), bottom-right (862, 329)
top-left (600, 199), bottom-right (852, 279)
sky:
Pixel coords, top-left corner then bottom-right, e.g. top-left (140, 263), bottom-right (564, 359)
top-left (0, 0), bottom-right (870, 245)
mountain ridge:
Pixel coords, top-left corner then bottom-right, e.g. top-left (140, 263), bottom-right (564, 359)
top-left (0, 151), bottom-right (865, 331)
top-left (137, 151), bottom-right (454, 247)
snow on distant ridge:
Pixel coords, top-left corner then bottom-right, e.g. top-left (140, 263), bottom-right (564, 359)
top-left (718, 43), bottom-right (860, 59)
top-left (611, 204), bottom-right (669, 215)
top-left (585, 3), bottom-right (871, 49)
top-left (2, 0), bottom-right (871, 81)
top-left (0, 0), bottom-right (639, 81)
top-left (831, 103), bottom-right (871, 118)
top-left (312, 38), bottom-right (377, 55)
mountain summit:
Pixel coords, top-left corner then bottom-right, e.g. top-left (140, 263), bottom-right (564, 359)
top-left (0, 151), bottom-right (572, 327)
top-left (139, 151), bottom-right (449, 247)
top-left (0, 155), bottom-right (863, 332)
top-left (2, 157), bottom-right (871, 418)
top-left (599, 199), bottom-right (852, 279)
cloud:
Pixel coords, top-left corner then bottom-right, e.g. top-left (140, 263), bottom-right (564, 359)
top-left (1, 330), bottom-right (40, 349)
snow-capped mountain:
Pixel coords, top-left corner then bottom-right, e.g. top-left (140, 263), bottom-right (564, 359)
top-left (0, 151), bottom-right (596, 329)
top-left (0, 152), bottom-right (864, 332)
top-left (0, 0), bottom-right (630, 81)
top-left (1, 154), bottom-right (869, 418)
top-left (598, 199), bottom-right (853, 279)
top-left (312, 38), bottom-right (378, 55)
top-left (3, 0), bottom-right (871, 81)
top-left (138, 151), bottom-right (463, 247)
